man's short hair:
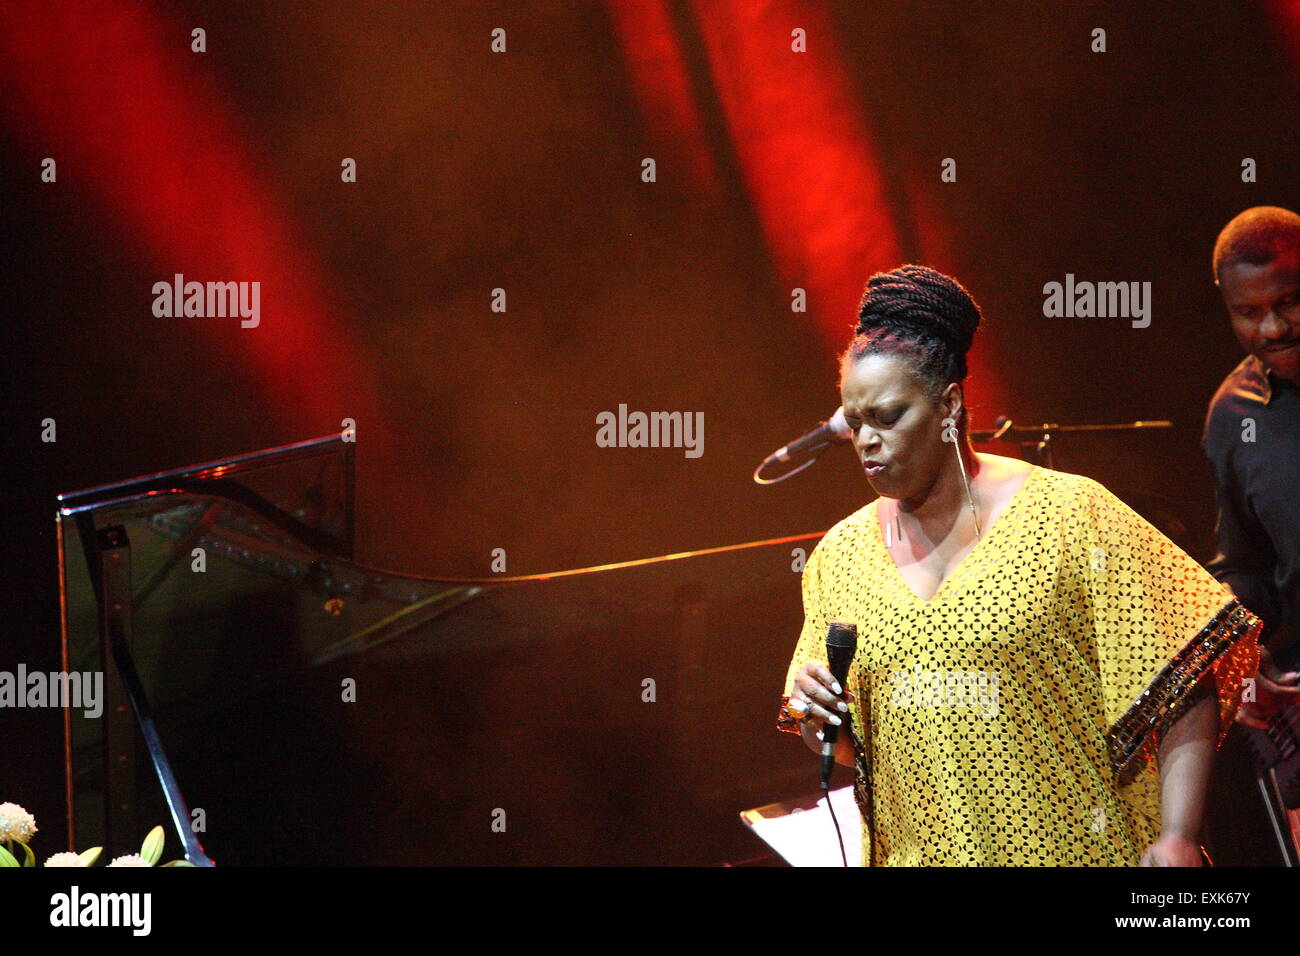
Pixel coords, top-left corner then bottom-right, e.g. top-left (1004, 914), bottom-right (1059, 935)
top-left (1212, 206), bottom-right (1300, 284)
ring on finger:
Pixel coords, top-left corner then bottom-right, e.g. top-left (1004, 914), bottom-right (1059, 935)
top-left (785, 696), bottom-right (811, 721)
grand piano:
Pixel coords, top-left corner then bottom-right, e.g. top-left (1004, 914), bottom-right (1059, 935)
top-left (57, 434), bottom-right (819, 865)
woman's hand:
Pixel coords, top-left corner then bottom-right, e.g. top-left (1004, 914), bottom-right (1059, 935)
top-left (1139, 832), bottom-right (1205, 867)
top-left (791, 660), bottom-right (854, 736)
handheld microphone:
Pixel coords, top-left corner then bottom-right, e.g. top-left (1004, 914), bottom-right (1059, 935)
top-left (821, 622), bottom-right (858, 790)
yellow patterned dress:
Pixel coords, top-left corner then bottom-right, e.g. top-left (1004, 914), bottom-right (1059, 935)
top-left (777, 466), bottom-right (1261, 866)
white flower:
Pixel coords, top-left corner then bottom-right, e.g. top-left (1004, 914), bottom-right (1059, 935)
top-left (107, 853), bottom-right (152, 867)
top-left (44, 852), bottom-right (86, 867)
top-left (0, 802), bottom-right (37, 844)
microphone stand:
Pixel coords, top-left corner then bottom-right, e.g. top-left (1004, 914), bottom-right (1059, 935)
top-left (969, 417), bottom-right (1173, 469)
top-left (754, 416), bottom-right (1173, 482)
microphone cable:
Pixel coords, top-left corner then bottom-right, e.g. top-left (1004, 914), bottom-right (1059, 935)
top-left (824, 778), bottom-right (849, 868)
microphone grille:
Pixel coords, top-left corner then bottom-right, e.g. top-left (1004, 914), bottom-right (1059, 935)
top-left (826, 622), bottom-right (857, 649)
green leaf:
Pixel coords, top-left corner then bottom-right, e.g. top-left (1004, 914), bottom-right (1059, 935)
top-left (78, 846), bottom-right (103, 867)
top-left (140, 826), bottom-right (165, 866)
top-left (161, 859), bottom-right (195, 867)
top-left (0, 845), bottom-right (18, 868)
top-left (18, 841), bottom-right (35, 867)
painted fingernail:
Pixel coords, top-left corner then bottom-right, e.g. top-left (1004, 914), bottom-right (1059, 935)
top-left (828, 715), bottom-right (841, 726)
top-left (832, 682), bottom-right (842, 695)
top-left (816, 730), bottom-right (824, 741)
top-left (837, 701), bottom-right (848, 712)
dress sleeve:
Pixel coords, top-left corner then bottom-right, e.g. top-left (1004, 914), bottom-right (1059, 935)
top-left (776, 538), bottom-right (828, 735)
top-left (1075, 477), bottom-right (1263, 784)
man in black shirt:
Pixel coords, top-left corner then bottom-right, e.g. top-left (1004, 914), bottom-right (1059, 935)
top-left (1203, 206), bottom-right (1300, 727)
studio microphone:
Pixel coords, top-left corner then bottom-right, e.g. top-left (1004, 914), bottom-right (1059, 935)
top-left (821, 622), bottom-right (858, 790)
top-left (770, 407), bottom-right (853, 463)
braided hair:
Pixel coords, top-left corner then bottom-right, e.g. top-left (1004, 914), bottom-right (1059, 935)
top-left (841, 264), bottom-right (983, 400)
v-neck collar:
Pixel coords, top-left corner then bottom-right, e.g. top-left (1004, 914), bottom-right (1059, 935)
top-left (870, 465), bottom-right (1041, 606)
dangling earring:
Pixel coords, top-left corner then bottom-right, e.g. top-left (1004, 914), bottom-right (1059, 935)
top-left (941, 415), bottom-right (981, 537)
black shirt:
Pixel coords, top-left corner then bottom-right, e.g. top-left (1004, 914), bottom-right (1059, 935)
top-left (1203, 354), bottom-right (1300, 669)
